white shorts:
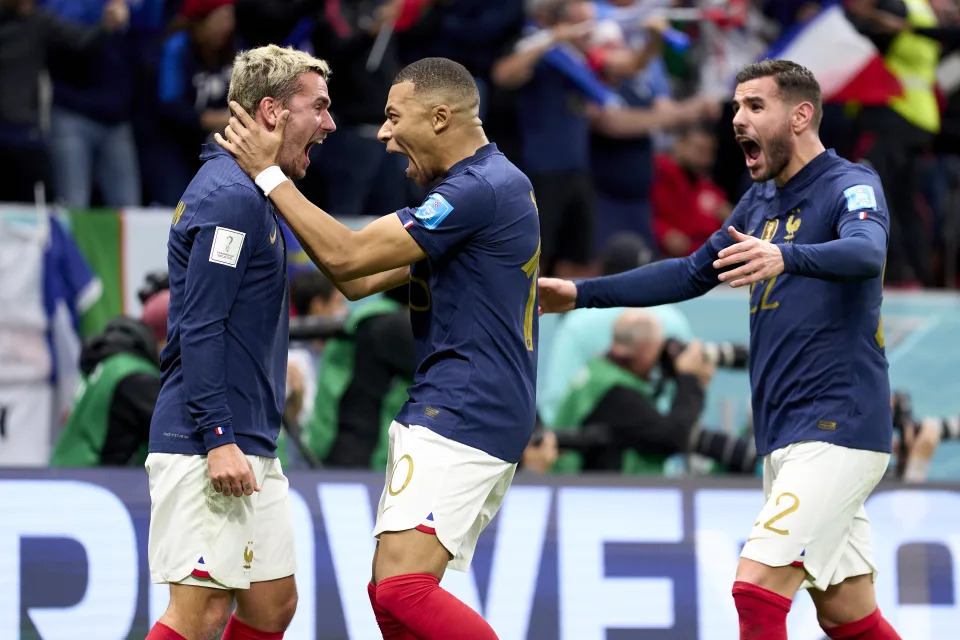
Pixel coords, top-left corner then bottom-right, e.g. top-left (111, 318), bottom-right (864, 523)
top-left (146, 452), bottom-right (296, 590)
top-left (373, 422), bottom-right (517, 572)
top-left (740, 441), bottom-right (890, 591)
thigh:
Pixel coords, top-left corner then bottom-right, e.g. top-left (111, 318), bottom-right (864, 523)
top-left (250, 457), bottom-right (296, 583)
top-left (96, 122), bottom-right (141, 207)
top-left (49, 108), bottom-right (94, 208)
top-left (557, 173), bottom-right (595, 266)
top-left (741, 442), bottom-right (888, 592)
top-left (146, 452), bottom-right (259, 590)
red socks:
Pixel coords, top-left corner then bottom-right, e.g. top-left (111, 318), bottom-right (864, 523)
top-left (222, 615), bottom-right (284, 639)
top-left (368, 581), bottom-right (418, 639)
top-left (732, 581), bottom-right (792, 640)
top-left (375, 573), bottom-right (498, 639)
top-left (145, 623), bottom-right (186, 640)
top-left (823, 608), bottom-right (902, 639)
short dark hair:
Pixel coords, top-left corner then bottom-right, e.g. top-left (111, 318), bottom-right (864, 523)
top-left (736, 59), bottom-right (822, 129)
top-left (290, 270), bottom-right (337, 316)
top-left (393, 57), bottom-right (479, 108)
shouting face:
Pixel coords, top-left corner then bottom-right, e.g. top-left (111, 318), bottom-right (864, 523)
top-left (275, 72), bottom-right (336, 180)
top-left (732, 76), bottom-right (795, 184)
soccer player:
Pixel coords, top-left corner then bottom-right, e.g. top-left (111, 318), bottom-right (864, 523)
top-left (539, 59), bottom-right (902, 640)
top-left (144, 45), bottom-right (336, 640)
top-left (217, 57), bottom-right (540, 640)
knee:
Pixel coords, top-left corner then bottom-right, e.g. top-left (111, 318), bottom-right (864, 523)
top-left (236, 590), bottom-right (298, 632)
top-left (200, 598), bottom-right (233, 640)
top-left (276, 590), bottom-right (299, 629)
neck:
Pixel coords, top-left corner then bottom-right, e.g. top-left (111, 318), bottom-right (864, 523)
top-left (438, 127), bottom-right (489, 175)
top-left (775, 135), bottom-right (825, 188)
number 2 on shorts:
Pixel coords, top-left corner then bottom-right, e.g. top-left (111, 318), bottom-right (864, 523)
top-left (756, 492), bottom-right (800, 536)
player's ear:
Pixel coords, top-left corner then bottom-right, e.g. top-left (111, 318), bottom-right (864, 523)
top-left (432, 104), bottom-right (451, 134)
top-left (258, 97), bottom-right (280, 129)
top-left (793, 101), bottom-right (814, 133)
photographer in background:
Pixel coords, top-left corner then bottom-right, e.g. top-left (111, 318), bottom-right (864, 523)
top-left (891, 390), bottom-right (960, 482)
top-left (550, 308), bottom-right (756, 475)
top-left (50, 287), bottom-right (168, 467)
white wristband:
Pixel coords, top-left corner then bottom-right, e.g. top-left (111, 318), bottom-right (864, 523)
top-left (254, 166), bottom-right (288, 196)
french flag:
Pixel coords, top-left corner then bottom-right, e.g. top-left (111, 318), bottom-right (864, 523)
top-left (763, 3), bottom-right (902, 106)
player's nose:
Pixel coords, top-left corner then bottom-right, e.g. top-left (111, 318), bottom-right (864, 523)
top-left (322, 110), bottom-right (336, 133)
top-left (377, 121), bottom-right (391, 144)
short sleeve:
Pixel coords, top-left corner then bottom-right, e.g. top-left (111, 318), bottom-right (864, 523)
top-left (395, 172), bottom-right (495, 260)
top-left (833, 171), bottom-right (890, 238)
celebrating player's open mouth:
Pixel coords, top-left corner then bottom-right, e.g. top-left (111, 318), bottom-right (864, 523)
top-left (738, 135), bottom-right (762, 171)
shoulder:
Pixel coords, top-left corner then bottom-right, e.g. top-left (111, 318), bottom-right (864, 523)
top-left (431, 166), bottom-right (497, 211)
top-left (182, 171), bottom-right (268, 235)
top-left (822, 158), bottom-right (885, 207)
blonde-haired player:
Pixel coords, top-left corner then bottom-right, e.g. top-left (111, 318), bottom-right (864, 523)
top-left (145, 45), bottom-right (335, 640)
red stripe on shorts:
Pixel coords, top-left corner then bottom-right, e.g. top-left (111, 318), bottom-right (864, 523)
top-left (415, 524), bottom-right (436, 535)
top-left (191, 568), bottom-right (212, 579)
top-left (790, 561), bottom-right (804, 569)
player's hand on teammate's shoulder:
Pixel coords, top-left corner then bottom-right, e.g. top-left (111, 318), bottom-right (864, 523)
top-left (713, 226), bottom-right (784, 288)
top-left (207, 442), bottom-right (260, 498)
top-left (215, 101), bottom-right (287, 178)
top-left (537, 277), bottom-right (577, 315)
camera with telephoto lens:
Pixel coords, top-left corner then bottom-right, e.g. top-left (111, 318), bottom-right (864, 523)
top-left (658, 338), bottom-right (748, 378)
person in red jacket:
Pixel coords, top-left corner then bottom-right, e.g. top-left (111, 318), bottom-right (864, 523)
top-left (652, 125), bottom-right (732, 257)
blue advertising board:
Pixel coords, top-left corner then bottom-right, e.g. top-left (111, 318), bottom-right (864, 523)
top-left (1, 471), bottom-right (958, 639)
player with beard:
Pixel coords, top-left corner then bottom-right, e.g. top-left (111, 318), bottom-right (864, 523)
top-left (145, 45), bottom-right (336, 640)
top-left (539, 59), bottom-right (902, 640)
top-left (218, 57), bottom-right (540, 639)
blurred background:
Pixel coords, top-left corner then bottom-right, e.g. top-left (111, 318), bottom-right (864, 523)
top-left (2, 1), bottom-right (960, 637)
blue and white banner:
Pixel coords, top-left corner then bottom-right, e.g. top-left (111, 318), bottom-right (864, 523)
top-left (1, 471), bottom-right (958, 639)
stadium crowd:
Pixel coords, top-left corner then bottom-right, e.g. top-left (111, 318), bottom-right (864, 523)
top-left (2, 0), bottom-right (960, 479)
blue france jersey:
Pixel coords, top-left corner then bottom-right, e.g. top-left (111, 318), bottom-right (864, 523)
top-left (711, 151), bottom-right (891, 455)
top-left (150, 144), bottom-right (289, 457)
top-left (394, 143), bottom-right (541, 463)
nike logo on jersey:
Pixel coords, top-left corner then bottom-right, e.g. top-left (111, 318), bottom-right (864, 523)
top-left (270, 225), bottom-right (277, 244)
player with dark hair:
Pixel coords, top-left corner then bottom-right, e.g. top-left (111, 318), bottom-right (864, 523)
top-left (540, 59), bottom-right (902, 640)
top-left (218, 56), bottom-right (540, 639)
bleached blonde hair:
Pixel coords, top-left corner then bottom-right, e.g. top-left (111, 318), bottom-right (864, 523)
top-left (227, 45), bottom-right (332, 117)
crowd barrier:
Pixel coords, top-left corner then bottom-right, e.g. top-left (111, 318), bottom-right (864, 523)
top-left (2, 470), bottom-right (959, 639)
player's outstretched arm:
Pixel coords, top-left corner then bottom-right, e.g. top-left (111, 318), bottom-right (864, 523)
top-left (216, 102), bottom-right (427, 281)
top-left (539, 250), bottom-right (717, 313)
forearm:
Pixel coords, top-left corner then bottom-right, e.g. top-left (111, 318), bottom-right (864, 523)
top-left (779, 223), bottom-right (886, 281)
top-left (491, 41), bottom-right (551, 89)
top-left (338, 267), bottom-right (411, 302)
top-left (576, 253), bottom-right (715, 309)
top-left (268, 182), bottom-right (360, 279)
top-left (181, 323), bottom-right (234, 449)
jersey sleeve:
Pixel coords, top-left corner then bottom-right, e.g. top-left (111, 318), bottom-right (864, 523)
top-left (178, 183), bottom-right (266, 449)
top-left (395, 172), bottom-right (495, 260)
top-left (833, 170), bottom-right (890, 239)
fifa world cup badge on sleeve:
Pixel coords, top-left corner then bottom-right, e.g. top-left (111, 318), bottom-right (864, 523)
top-left (414, 194), bottom-right (454, 229)
top-left (209, 227), bottom-right (245, 267)
top-left (843, 185), bottom-right (877, 213)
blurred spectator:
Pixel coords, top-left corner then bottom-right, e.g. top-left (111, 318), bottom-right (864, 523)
top-left (49, 289), bottom-right (167, 467)
top-left (304, 0), bottom-right (414, 216)
top-left (149, 0), bottom-right (237, 205)
top-left (538, 232), bottom-right (694, 425)
top-left (492, 0), bottom-right (601, 277)
top-left (589, 56), bottom-right (721, 253)
top-left (44, 0), bottom-right (140, 209)
top-left (0, 0), bottom-right (127, 203)
top-left (405, 0), bottom-right (525, 120)
top-left (651, 124), bottom-right (732, 257)
top-left (304, 286), bottom-right (415, 469)
top-left (847, 0), bottom-right (942, 286)
top-left (550, 309), bottom-right (756, 474)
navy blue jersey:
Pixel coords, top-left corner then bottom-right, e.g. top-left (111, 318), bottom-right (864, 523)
top-left (150, 143), bottom-right (289, 457)
top-left (577, 150), bottom-right (892, 456)
top-left (394, 143), bottom-right (541, 462)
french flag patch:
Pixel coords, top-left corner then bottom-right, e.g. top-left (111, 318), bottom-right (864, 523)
top-left (214, 427), bottom-right (224, 436)
top-left (858, 211), bottom-right (868, 220)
